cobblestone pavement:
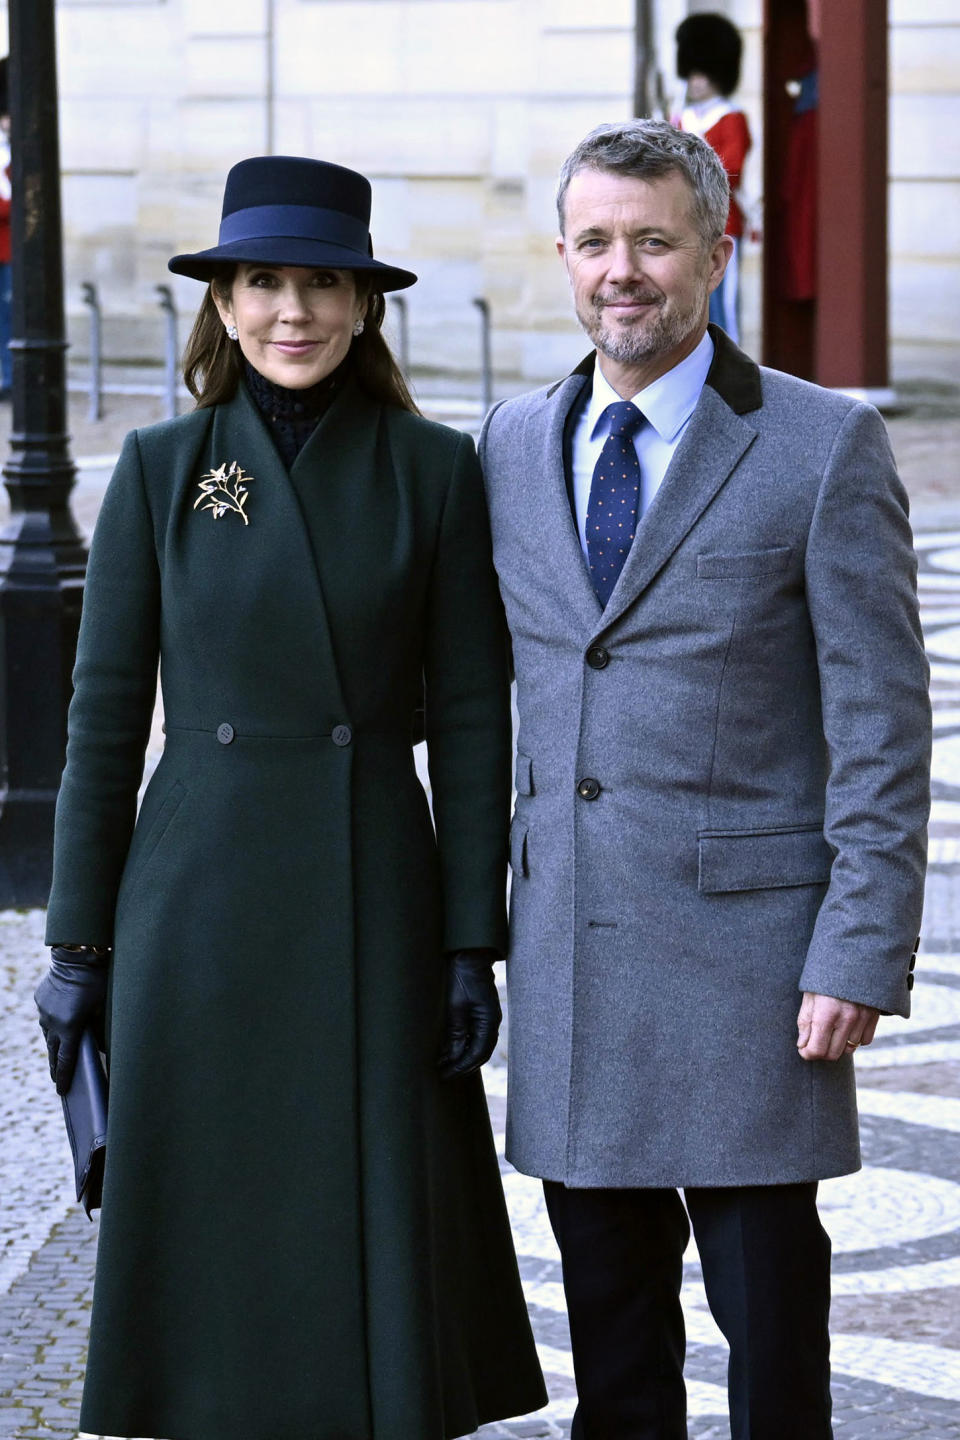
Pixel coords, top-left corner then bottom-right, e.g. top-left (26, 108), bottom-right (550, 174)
top-left (3, 402), bottom-right (960, 1437)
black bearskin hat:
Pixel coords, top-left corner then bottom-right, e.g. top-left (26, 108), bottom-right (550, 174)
top-left (676, 13), bottom-right (743, 97)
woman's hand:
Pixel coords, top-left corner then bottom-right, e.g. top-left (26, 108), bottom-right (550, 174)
top-left (438, 950), bottom-right (502, 1080)
top-left (35, 946), bottom-right (109, 1094)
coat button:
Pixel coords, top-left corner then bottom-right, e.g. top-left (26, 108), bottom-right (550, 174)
top-left (577, 777), bottom-right (601, 800)
top-left (332, 724), bottom-right (353, 747)
top-left (586, 645), bottom-right (610, 670)
top-left (907, 972), bottom-right (914, 990)
top-left (216, 722), bottom-right (235, 745)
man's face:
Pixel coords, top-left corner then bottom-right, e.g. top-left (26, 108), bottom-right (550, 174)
top-left (685, 70), bottom-right (718, 103)
top-left (556, 168), bottom-right (730, 388)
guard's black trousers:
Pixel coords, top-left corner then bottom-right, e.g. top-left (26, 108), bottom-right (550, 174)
top-left (543, 1180), bottom-right (833, 1440)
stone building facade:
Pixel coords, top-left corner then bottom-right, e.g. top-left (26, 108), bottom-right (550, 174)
top-left (2, 0), bottom-right (958, 389)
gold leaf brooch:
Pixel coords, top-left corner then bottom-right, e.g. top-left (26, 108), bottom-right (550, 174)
top-left (194, 461), bottom-right (253, 525)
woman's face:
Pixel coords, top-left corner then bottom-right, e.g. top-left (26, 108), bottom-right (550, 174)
top-left (214, 263), bottom-right (365, 389)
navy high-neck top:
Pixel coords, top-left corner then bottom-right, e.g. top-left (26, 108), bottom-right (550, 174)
top-left (243, 356), bottom-right (351, 469)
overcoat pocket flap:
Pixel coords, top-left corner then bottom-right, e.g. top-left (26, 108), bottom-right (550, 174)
top-left (698, 826), bottom-right (833, 894)
top-left (515, 752), bottom-right (533, 796)
top-left (697, 546), bottom-right (792, 579)
top-left (510, 818), bottom-right (529, 877)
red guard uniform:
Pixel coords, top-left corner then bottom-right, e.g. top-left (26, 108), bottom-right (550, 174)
top-left (677, 99), bottom-right (752, 342)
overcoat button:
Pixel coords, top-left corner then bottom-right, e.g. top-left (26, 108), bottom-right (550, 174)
top-left (909, 953), bottom-right (916, 972)
top-left (332, 724), bottom-right (353, 747)
top-left (577, 777), bottom-right (601, 800)
top-left (586, 645), bottom-right (610, 670)
top-left (907, 973), bottom-right (914, 990)
top-left (216, 722), bottom-right (235, 745)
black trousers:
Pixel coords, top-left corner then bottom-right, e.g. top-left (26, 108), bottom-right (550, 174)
top-left (543, 1180), bottom-right (832, 1440)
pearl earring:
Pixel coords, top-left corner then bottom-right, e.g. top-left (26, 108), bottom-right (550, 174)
top-left (352, 319), bottom-right (365, 337)
top-left (225, 324), bottom-right (238, 341)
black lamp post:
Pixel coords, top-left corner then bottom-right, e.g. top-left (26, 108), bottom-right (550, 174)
top-left (0, 0), bottom-right (86, 907)
top-left (633, 1), bottom-right (656, 117)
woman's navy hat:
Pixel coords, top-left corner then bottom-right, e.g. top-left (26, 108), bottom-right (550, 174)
top-left (168, 155), bottom-right (417, 291)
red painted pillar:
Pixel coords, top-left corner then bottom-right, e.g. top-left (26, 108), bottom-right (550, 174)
top-left (762, 0), bottom-right (817, 379)
top-left (763, 0), bottom-right (890, 391)
top-left (815, 0), bottom-right (889, 389)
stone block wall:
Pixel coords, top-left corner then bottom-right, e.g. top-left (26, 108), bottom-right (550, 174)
top-left (0, 0), bottom-right (955, 388)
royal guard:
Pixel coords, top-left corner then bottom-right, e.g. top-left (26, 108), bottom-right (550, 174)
top-left (674, 13), bottom-right (752, 343)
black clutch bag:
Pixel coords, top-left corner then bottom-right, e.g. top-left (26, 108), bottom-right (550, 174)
top-left (61, 1029), bottom-right (108, 1218)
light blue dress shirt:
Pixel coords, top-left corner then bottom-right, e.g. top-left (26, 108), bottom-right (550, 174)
top-left (571, 330), bottom-right (715, 560)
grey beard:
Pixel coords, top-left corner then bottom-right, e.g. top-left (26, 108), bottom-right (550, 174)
top-left (579, 286), bottom-right (708, 367)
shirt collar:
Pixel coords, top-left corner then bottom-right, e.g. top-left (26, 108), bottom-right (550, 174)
top-left (586, 330), bottom-right (715, 444)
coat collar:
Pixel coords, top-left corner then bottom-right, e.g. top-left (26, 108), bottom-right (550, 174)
top-left (204, 380), bottom-right (383, 723)
top-left (289, 370), bottom-right (381, 481)
top-left (214, 368), bottom-right (382, 486)
top-left (522, 368), bottom-right (602, 629)
top-left (548, 323), bottom-right (762, 413)
top-left (702, 322), bottom-right (763, 415)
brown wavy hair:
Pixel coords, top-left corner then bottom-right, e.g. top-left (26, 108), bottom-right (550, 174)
top-left (181, 268), bottom-right (419, 414)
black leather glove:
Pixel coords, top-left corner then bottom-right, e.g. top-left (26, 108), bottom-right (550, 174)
top-left (438, 948), bottom-right (502, 1080)
top-left (35, 946), bottom-right (109, 1095)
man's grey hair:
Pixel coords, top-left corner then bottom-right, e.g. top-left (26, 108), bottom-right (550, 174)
top-left (556, 119), bottom-right (730, 247)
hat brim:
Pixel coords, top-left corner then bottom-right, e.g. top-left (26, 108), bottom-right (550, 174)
top-left (167, 236), bottom-right (417, 291)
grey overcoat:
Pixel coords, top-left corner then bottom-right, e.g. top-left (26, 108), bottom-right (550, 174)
top-left (479, 327), bottom-right (930, 1189)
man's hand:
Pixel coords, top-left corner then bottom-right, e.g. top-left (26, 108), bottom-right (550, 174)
top-left (797, 991), bottom-right (880, 1061)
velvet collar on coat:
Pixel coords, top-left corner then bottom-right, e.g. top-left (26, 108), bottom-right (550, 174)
top-left (554, 323), bottom-right (762, 416)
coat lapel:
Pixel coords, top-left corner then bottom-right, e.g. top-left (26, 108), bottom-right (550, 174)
top-left (598, 330), bottom-right (761, 632)
top-left (289, 373), bottom-right (380, 491)
top-left (285, 381), bottom-right (401, 714)
top-left (204, 384), bottom-right (351, 722)
top-left (524, 366), bottom-right (604, 629)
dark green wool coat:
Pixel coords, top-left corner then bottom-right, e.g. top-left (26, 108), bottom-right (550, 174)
top-left (45, 380), bottom-right (546, 1440)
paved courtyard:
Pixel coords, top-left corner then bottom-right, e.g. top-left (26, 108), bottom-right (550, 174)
top-left (2, 392), bottom-right (960, 1438)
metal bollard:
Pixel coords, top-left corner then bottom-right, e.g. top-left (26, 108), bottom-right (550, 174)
top-left (389, 294), bottom-right (410, 374)
top-left (80, 281), bottom-right (102, 422)
top-left (472, 297), bottom-right (492, 415)
top-left (155, 284), bottom-right (179, 420)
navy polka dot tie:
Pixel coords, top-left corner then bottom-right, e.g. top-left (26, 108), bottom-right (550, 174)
top-left (585, 401), bottom-right (644, 606)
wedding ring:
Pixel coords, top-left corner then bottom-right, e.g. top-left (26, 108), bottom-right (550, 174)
top-left (845, 1039), bottom-right (860, 1049)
